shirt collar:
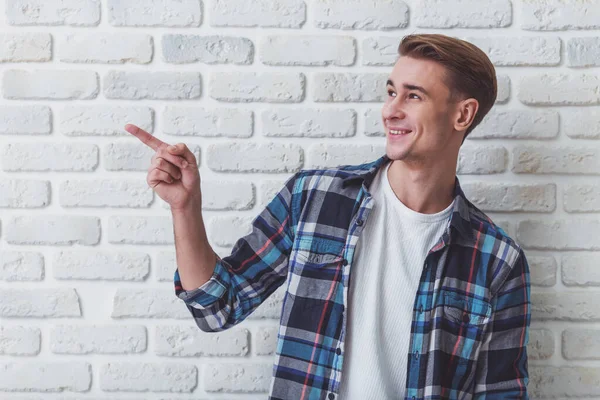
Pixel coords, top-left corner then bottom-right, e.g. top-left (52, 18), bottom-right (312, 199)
top-left (341, 156), bottom-right (473, 240)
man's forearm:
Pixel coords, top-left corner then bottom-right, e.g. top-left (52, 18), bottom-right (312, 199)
top-left (171, 200), bottom-right (217, 291)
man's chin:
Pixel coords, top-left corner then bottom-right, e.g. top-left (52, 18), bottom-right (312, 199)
top-left (385, 148), bottom-right (409, 161)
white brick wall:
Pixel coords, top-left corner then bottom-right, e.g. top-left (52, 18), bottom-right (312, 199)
top-left (0, 0), bottom-right (596, 397)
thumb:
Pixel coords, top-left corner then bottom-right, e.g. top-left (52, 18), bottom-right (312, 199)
top-left (167, 143), bottom-right (196, 166)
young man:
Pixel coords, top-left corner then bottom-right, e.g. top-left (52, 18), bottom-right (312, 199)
top-left (126, 34), bottom-right (530, 399)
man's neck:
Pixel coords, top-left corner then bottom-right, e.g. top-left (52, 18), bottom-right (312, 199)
top-left (386, 159), bottom-right (457, 214)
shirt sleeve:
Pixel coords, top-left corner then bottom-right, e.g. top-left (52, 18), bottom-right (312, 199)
top-left (174, 173), bottom-right (298, 332)
top-left (474, 248), bottom-right (531, 399)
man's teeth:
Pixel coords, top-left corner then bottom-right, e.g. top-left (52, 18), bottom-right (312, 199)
top-left (389, 129), bottom-right (411, 135)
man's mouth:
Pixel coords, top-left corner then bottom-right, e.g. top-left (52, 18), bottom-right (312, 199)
top-left (388, 128), bottom-right (412, 136)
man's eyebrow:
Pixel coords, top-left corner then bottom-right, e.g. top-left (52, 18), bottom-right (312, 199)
top-left (386, 79), bottom-right (430, 97)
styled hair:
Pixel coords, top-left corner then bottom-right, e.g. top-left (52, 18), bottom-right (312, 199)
top-left (398, 34), bottom-right (497, 139)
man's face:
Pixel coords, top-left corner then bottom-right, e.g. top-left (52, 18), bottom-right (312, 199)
top-left (382, 56), bottom-right (462, 164)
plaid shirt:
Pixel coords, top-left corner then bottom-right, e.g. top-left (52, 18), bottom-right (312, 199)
top-left (175, 156), bottom-right (531, 400)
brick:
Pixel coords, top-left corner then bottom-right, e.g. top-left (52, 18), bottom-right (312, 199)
top-left (465, 36), bottom-right (560, 66)
top-left (104, 71), bottom-right (201, 100)
top-left (0, 362), bottom-right (91, 391)
top-left (415, 0), bottom-right (511, 28)
top-left (530, 366), bottom-right (600, 398)
top-left (309, 143), bottom-right (384, 168)
top-left (60, 33), bottom-right (152, 64)
top-left (108, 0), bottom-right (201, 27)
top-left (364, 108), bottom-right (384, 136)
top-left (162, 34), bottom-right (253, 64)
top-left (60, 106), bottom-right (153, 137)
top-left (0, 180), bottom-right (49, 207)
top-left (0, 33), bottom-right (51, 62)
top-left (207, 216), bottom-right (253, 247)
top-left (519, 220), bottom-right (600, 250)
top-left (162, 107), bottom-right (252, 138)
top-left (457, 145), bottom-right (507, 175)
top-left (0, 252), bottom-right (44, 281)
top-left (563, 329), bottom-right (600, 360)
top-left (248, 286), bottom-right (285, 320)
top-left (60, 179), bottom-right (153, 208)
top-left (211, 0), bottom-right (305, 28)
top-left (201, 181), bottom-right (255, 210)
top-left (531, 292), bottom-right (600, 321)
top-left (519, 74), bottom-right (600, 105)
top-left (259, 180), bottom-right (287, 209)
top-left (112, 289), bottom-right (190, 319)
top-left (513, 146), bottom-right (600, 175)
top-left (6, 215), bottom-right (100, 245)
top-left (363, 37), bottom-right (399, 66)
top-left (0, 289), bottom-right (81, 317)
top-left (461, 183), bottom-right (556, 212)
top-left (563, 108), bottom-right (600, 139)
top-left (2, 143), bottom-right (98, 172)
top-left (470, 109), bottom-right (559, 140)
top-left (564, 184), bottom-right (600, 212)
top-left (108, 216), bottom-right (174, 245)
top-left (100, 362), bottom-right (196, 392)
top-left (207, 143), bottom-right (303, 173)
top-left (6, 0), bottom-right (100, 26)
top-left (103, 142), bottom-right (200, 171)
top-left (313, 73), bottom-right (387, 102)
top-left (314, 0), bottom-right (407, 30)
top-left (0, 106), bottom-right (51, 135)
top-left (3, 70), bottom-right (98, 100)
top-left (156, 251), bottom-right (176, 282)
top-left (0, 326), bottom-right (41, 355)
top-left (262, 108), bottom-right (356, 138)
top-left (210, 72), bottom-right (304, 103)
top-left (528, 256), bottom-right (557, 287)
top-left (562, 254), bottom-right (600, 286)
top-left (522, 0), bottom-right (600, 30)
top-left (496, 75), bottom-right (510, 104)
top-left (261, 35), bottom-right (355, 66)
top-left (254, 326), bottom-right (278, 356)
top-left (155, 325), bottom-right (248, 356)
top-left (568, 37), bottom-right (600, 67)
top-left (51, 325), bottom-right (146, 354)
top-left (528, 328), bottom-right (554, 360)
top-left (53, 251), bottom-right (149, 281)
top-left (204, 363), bottom-right (271, 393)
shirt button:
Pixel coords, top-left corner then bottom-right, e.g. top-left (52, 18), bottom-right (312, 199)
top-left (342, 259), bottom-right (348, 266)
top-left (463, 313), bottom-right (470, 323)
top-left (418, 305), bottom-right (423, 313)
top-left (328, 393), bottom-right (335, 400)
top-left (412, 397), bottom-right (416, 400)
top-left (414, 351), bottom-right (419, 360)
top-left (336, 348), bottom-right (342, 355)
top-left (356, 219), bottom-right (364, 226)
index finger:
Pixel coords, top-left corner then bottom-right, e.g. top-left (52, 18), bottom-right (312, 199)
top-left (124, 124), bottom-right (166, 151)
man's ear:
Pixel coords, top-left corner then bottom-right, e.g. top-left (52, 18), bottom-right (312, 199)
top-left (454, 98), bottom-right (479, 133)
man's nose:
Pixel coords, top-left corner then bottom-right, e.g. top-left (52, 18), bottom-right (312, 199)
top-left (382, 102), bottom-right (406, 120)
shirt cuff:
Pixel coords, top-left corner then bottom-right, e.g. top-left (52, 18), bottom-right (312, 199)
top-left (174, 259), bottom-right (229, 309)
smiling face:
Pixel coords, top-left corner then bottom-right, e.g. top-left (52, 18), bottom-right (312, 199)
top-left (382, 56), bottom-right (466, 165)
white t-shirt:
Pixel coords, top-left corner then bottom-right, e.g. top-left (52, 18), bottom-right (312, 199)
top-left (338, 162), bottom-right (454, 399)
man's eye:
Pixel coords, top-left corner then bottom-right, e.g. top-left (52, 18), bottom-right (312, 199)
top-left (387, 90), bottom-right (396, 97)
top-left (408, 93), bottom-right (421, 100)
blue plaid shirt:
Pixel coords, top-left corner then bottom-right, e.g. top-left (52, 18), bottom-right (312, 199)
top-left (175, 156), bottom-right (531, 400)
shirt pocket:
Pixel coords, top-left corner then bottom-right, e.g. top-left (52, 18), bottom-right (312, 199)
top-left (288, 249), bottom-right (344, 301)
top-left (438, 292), bottom-right (492, 364)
